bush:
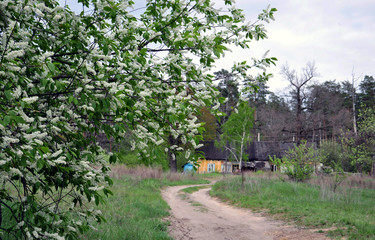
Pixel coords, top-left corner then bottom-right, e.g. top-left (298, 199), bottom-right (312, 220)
top-left (270, 141), bottom-right (319, 182)
top-left (318, 140), bottom-right (354, 172)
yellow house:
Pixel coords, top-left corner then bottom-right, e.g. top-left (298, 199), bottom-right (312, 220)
top-left (196, 141), bottom-right (239, 173)
top-left (197, 159), bottom-right (221, 173)
top-left (196, 159), bottom-right (239, 173)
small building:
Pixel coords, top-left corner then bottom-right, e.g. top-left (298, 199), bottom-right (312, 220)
top-left (196, 141), bottom-right (236, 173)
top-left (183, 162), bottom-right (195, 173)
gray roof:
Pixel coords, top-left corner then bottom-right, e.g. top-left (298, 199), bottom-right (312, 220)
top-left (199, 141), bottom-right (299, 161)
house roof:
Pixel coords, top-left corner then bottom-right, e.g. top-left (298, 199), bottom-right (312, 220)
top-left (197, 141), bottom-right (227, 160)
top-left (198, 140), bottom-right (299, 161)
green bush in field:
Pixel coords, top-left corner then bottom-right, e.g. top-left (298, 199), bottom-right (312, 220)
top-left (270, 141), bottom-right (319, 182)
top-left (318, 140), bottom-right (355, 172)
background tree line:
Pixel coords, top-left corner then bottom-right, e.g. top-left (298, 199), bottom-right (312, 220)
top-left (208, 63), bottom-right (375, 174)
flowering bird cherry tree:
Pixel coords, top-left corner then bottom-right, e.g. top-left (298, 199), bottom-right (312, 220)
top-left (0, 0), bottom-right (276, 239)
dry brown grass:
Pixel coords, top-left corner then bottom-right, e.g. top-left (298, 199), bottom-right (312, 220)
top-left (308, 174), bottom-right (375, 190)
top-left (110, 164), bottom-right (163, 179)
top-left (109, 164), bottom-right (201, 182)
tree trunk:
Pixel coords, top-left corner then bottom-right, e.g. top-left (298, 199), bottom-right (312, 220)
top-left (168, 135), bottom-right (178, 172)
top-left (241, 170), bottom-right (245, 188)
top-left (169, 151), bottom-right (177, 172)
top-left (351, 73), bottom-right (357, 136)
top-left (312, 127), bottom-right (315, 143)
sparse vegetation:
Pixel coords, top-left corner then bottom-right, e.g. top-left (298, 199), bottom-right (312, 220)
top-left (211, 173), bottom-right (375, 239)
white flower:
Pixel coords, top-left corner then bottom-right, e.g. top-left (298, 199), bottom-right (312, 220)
top-left (75, 87), bottom-right (83, 94)
top-left (55, 156), bottom-right (66, 164)
top-left (155, 139), bottom-right (164, 145)
top-left (68, 225), bottom-right (76, 232)
top-left (51, 150), bottom-right (63, 158)
top-left (88, 186), bottom-right (104, 191)
top-left (185, 150), bottom-right (191, 159)
top-left (22, 96), bottom-right (39, 104)
top-left (196, 144), bottom-right (203, 149)
top-left (10, 168), bottom-right (23, 176)
top-left (3, 136), bottom-right (19, 144)
top-left (12, 86), bottom-right (22, 98)
top-left (32, 230), bottom-right (39, 238)
top-left (6, 50), bottom-right (25, 60)
top-left (19, 110), bottom-right (34, 123)
top-left (24, 131), bottom-right (40, 140)
top-left (34, 139), bottom-right (43, 145)
top-left (212, 102), bottom-right (220, 110)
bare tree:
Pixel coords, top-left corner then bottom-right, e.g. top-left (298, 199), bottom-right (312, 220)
top-left (307, 81), bottom-right (352, 141)
top-left (349, 70), bottom-right (363, 136)
top-left (281, 62), bottom-right (317, 143)
top-left (256, 93), bottom-right (293, 141)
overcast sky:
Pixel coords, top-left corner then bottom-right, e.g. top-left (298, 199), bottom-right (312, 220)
top-left (214, 0), bottom-right (375, 92)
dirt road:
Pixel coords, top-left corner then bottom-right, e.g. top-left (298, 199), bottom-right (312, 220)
top-left (162, 184), bottom-right (329, 240)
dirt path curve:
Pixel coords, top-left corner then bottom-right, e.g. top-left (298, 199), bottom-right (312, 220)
top-left (162, 183), bottom-right (329, 240)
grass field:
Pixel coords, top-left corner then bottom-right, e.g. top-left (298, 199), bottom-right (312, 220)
top-left (81, 165), bottom-right (210, 240)
top-left (210, 173), bottom-right (375, 240)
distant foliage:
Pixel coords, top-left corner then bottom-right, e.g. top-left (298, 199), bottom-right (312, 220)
top-left (197, 107), bottom-right (217, 141)
top-left (342, 107), bottom-right (375, 174)
top-left (318, 140), bottom-right (354, 172)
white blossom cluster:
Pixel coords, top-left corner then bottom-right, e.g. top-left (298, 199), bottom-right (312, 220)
top-left (0, 0), bottom-right (276, 239)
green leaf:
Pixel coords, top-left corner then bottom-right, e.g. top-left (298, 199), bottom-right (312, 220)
top-left (105, 176), bottom-right (113, 186)
top-left (3, 116), bottom-right (11, 126)
top-left (13, 116), bottom-right (25, 124)
top-left (103, 188), bottom-right (113, 196)
top-left (47, 62), bottom-right (56, 73)
top-left (127, 113), bottom-right (134, 122)
top-left (41, 78), bottom-right (48, 87)
top-left (37, 159), bottom-right (45, 169)
top-left (109, 154), bottom-right (117, 164)
top-left (5, 90), bottom-right (12, 100)
top-left (40, 146), bottom-right (50, 153)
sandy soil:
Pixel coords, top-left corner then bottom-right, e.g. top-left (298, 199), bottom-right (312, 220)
top-left (162, 184), bottom-right (329, 240)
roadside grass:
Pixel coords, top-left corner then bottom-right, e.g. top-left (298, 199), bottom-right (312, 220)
top-left (210, 173), bottom-right (375, 240)
top-left (82, 165), bottom-right (209, 240)
top-left (181, 185), bottom-right (210, 194)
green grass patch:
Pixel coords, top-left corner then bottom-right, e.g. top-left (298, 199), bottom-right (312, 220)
top-left (181, 185), bottom-right (209, 194)
top-left (210, 176), bottom-right (375, 240)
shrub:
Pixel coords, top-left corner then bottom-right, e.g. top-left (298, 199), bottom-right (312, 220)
top-left (319, 140), bottom-right (354, 172)
top-left (270, 141), bottom-right (319, 182)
